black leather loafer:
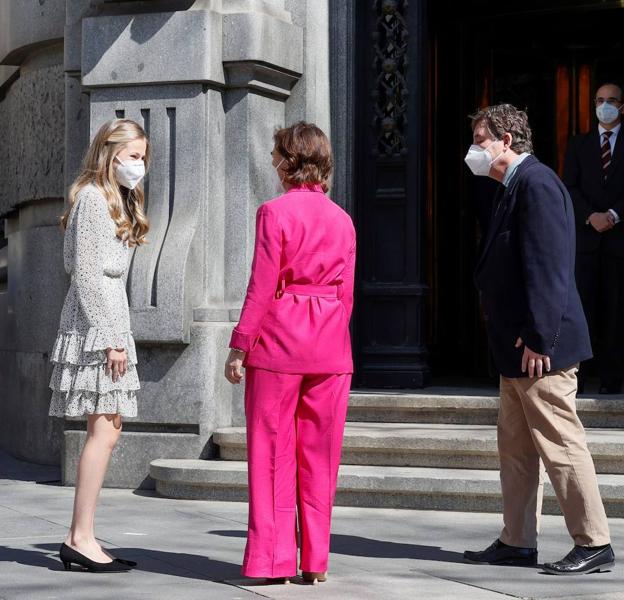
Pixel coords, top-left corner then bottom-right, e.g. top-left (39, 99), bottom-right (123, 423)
top-left (464, 538), bottom-right (538, 566)
top-left (542, 544), bottom-right (615, 575)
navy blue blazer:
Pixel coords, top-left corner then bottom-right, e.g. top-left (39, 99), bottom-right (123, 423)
top-left (474, 155), bottom-right (592, 378)
top-left (563, 128), bottom-right (624, 257)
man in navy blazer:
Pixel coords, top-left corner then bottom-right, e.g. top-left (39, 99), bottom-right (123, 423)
top-left (563, 83), bottom-right (624, 394)
top-left (462, 104), bottom-right (613, 575)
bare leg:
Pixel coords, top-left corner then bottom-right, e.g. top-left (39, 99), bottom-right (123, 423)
top-left (64, 413), bottom-right (122, 563)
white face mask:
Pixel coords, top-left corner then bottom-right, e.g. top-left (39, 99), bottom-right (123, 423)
top-left (464, 140), bottom-right (505, 177)
top-left (115, 157), bottom-right (145, 190)
top-left (596, 102), bottom-right (621, 125)
top-left (270, 158), bottom-right (286, 196)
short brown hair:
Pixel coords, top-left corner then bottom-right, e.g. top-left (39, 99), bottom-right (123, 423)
top-left (273, 121), bottom-right (333, 191)
top-left (470, 103), bottom-right (533, 154)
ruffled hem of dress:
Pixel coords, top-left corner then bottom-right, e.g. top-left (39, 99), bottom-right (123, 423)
top-left (49, 389), bottom-right (137, 418)
top-left (51, 329), bottom-right (137, 366)
top-left (49, 362), bottom-right (140, 394)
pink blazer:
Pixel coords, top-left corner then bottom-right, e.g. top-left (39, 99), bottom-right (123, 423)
top-left (229, 184), bottom-right (356, 374)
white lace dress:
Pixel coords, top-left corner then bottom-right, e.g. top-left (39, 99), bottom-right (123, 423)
top-left (49, 184), bottom-right (140, 418)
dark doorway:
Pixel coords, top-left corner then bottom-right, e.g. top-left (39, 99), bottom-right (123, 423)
top-left (426, 0), bottom-right (624, 382)
top-left (352, 1), bottom-right (429, 389)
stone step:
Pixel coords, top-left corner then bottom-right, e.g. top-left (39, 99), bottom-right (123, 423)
top-left (149, 459), bottom-right (624, 518)
top-left (213, 423), bottom-right (624, 473)
top-left (348, 388), bottom-right (624, 427)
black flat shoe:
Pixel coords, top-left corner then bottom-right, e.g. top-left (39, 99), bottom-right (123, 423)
top-left (464, 538), bottom-right (538, 566)
top-left (542, 544), bottom-right (615, 575)
top-left (59, 543), bottom-right (133, 573)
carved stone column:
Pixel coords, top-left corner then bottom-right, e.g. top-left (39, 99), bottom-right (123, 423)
top-left (61, 0), bottom-right (305, 487)
top-left (0, 1), bottom-right (67, 464)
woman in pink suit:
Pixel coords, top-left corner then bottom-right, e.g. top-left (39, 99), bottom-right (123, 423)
top-left (224, 122), bottom-right (356, 584)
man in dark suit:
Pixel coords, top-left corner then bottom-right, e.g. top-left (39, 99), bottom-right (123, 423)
top-left (563, 83), bottom-right (624, 394)
top-left (462, 104), bottom-right (614, 575)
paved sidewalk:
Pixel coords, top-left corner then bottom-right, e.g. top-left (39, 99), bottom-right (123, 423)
top-left (0, 451), bottom-right (622, 600)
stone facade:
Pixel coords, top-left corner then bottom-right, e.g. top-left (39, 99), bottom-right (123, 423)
top-left (0, 0), bottom-right (341, 488)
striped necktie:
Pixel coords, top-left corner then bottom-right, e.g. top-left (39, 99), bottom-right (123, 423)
top-left (602, 130), bottom-right (613, 177)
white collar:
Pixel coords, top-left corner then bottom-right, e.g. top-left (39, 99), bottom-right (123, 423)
top-left (599, 122), bottom-right (621, 137)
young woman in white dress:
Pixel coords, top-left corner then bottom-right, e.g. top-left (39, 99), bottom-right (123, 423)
top-left (49, 119), bottom-right (150, 572)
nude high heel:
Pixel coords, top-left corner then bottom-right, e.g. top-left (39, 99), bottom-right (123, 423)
top-left (302, 571), bottom-right (327, 584)
top-left (265, 577), bottom-right (291, 585)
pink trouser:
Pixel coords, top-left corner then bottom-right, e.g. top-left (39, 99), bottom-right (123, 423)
top-left (241, 367), bottom-right (351, 578)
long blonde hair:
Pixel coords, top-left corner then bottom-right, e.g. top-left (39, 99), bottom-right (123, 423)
top-left (62, 119), bottom-right (150, 246)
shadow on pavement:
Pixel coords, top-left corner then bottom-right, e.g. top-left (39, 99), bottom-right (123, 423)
top-left (0, 450), bottom-right (61, 485)
top-left (0, 543), bottom-right (242, 582)
top-left (209, 530), bottom-right (465, 563)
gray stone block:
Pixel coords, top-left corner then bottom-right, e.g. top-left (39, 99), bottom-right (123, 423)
top-left (90, 84), bottom-right (212, 344)
top-left (191, 323), bottom-right (239, 438)
top-left (219, 0), bottom-right (292, 22)
top-left (223, 61), bottom-right (300, 100)
top-left (193, 307), bottom-right (231, 322)
top-left (6, 218), bottom-right (67, 354)
top-left (0, 350), bottom-right (63, 465)
top-left (348, 390), bottom-right (624, 428)
top-left (63, 74), bottom-right (91, 193)
top-left (0, 47), bottom-right (65, 218)
top-left (150, 458), bottom-right (248, 500)
top-left (284, 1), bottom-right (330, 131)
top-left (64, 0), bottom-right (103, 73)
top-left (149, 459), bottom-right (624, 517)
top-left (231, 376), bottom-right (245, 426)
top-left (223, 91), bottom-right (285, 303)
top-left (200, 89), bottom-right (227, 306)
top-left (222, 12), bottom-right (302, 76)
top-left (134, 322), bottom-right (234, 433)
top-left (0, 291), bottom-right (11, 350)
top-left (0, 0), bottom-right (65, 65)
top-left (81, 10), bottom-right (225, 87)
top-left (156, 479), bottom-right (248, 501)
top-left (213, 423), bottom-right (624, 473)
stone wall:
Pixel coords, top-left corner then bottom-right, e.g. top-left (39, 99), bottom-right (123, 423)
top-left (0, 0), bottom-right (333, 487)
top-left (0, 0), bottom-right (67, 464)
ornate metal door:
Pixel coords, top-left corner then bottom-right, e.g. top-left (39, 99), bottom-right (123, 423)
top-left (353, 0), bottom-right (429, 388)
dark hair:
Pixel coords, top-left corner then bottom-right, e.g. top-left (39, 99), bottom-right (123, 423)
top-left (470, 103), bottom-right (533, 154)
top-left (273, 121), bottom-right (333, 192)
top-left (595, 82), bottom-right (623, 100)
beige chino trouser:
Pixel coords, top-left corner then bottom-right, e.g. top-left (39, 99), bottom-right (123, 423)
top-left (498, 365), bottom-right (610, 548)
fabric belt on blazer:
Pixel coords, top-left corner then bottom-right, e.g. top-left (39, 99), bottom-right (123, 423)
top-left (275, 281), bottom-right (343, 299)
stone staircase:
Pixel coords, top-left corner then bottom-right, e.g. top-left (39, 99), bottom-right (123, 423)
top-left (150, 388), bottom-right (624, 516)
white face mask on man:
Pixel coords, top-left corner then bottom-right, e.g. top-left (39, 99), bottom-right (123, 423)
top-left (464, 140), bottom-right (506, 177)
top-left (596, 102), bottom-right (621, 125)
top-left (115, 156), bottom-right (146, 190)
